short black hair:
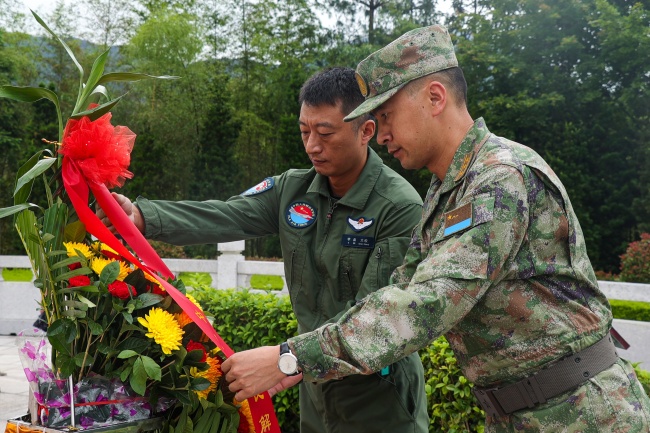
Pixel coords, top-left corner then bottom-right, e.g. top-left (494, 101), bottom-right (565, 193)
top-left (406, 67), bottom-right (468, 108)
top-left (299, 67), bottom-right (365, 117)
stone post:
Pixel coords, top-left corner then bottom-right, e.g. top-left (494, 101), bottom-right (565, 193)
top-left (216, 241), bottom-right (245, 290)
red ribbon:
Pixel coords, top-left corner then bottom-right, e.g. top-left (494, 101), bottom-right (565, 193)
top-left (62, 157), bottom-right (279, 433)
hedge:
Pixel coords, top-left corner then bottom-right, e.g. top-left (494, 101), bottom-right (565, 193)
top-left (190, 287), bottom-right (650, 433)
top-left (609, 299), bottom-right (650, 322)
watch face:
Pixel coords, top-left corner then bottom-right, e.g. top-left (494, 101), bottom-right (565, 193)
top-left (278, 354), bottom-right (297, 374)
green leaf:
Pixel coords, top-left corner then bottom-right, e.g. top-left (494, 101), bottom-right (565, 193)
top-left (0, 85), bottom-right (63, 140)
top-left (0, 203), bottom-right (39, 219)
top-left (70, 95), bottom-right (125, 121)
top-left (14, 158), bottom-right (58, 197)
top-left (190, 377), bottom-right (210, 391)
top-left (64, 221), bottom-right (86, 242)
top-left (87, 318), bottom-right (103, 335)
top-left (50, 256), bottom-right (84, 270)
top-left (75, 48), bottom-right (111, 113)
top-left (59, 285), bottom-right (99, 295)
top-left (135, 293), bottom-right (163, 310)
top-left (77, 294), bottom-right (96, 308)
top-left (120, 365), bottom-right (132, 382)
top-left (130, 357), bottom-right (148, 395)
top-left (118, 350), bottom-right (139, 359)
top-left (14, 151), bottom-right (42, 206)
top-left (73, 351), bottom-right (94, 367)
top-left (99, 260), bottom-right (120, 286)
top-left (97, 72), bottom-right (180, 86)
top-left (54, 266), bottom-right (93, 283)
top-left (141, 355), bottom-right (162, 381)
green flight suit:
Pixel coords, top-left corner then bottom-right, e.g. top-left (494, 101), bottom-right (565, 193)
top-left (136, 148), bottom-right (430, 433)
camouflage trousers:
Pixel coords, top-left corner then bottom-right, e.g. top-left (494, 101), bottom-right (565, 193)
top-left (486, 359), bottom-right (650, 432)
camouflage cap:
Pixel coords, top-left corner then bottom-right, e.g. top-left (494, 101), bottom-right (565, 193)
top-left (344, 25), bottom-right (457, 121)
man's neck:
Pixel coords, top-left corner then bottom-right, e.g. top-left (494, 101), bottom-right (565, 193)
top-left (328, 152), bottom-right (368, 198)
top-left (429, 112), bottom-right (474, 180)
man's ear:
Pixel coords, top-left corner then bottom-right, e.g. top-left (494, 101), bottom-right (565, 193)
top-left (360, 118), bottom-right (376, 144)
top-left (427, 81), bottom-right (447, 116)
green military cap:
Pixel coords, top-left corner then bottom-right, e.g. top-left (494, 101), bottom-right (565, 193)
top-left (344, 25), bottom-right (458, 121)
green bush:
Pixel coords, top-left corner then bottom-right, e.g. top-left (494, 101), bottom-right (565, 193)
top-left (1, 267), bottom-right (33, 281)
top-left (620, 233), bottom-right (650, 283)
top-left (633, 363), bottom-right (650, 396)
top-left (609, 299), bottom-right (650, 322)
top-left (190, 286), bottom-right (484, 433)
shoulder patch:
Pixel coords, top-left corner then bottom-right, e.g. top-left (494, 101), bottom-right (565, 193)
top-left (347, 216), bottom-right (374, 232)
top-left (241, 177), bottom-right (274, 196)
top-left (286, 201), bottom-right (317, 228)
top-left (443, 203), bottom-right (472, 237)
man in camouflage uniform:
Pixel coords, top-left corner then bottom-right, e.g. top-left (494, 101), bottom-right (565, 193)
top-left (99, 68), bottom-right (429, 433)
top-left (222, 26), bottom-right (650, 431)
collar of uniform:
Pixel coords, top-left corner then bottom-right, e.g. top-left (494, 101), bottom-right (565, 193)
top-left (306, 147), bottom-right (382, 210)
top-left (438, 117), bottom-right (490, 194)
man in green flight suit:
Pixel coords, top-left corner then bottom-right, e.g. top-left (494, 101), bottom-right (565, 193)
top-left (98, 68), bottom-right (429, 433)
top-left (221, 26), bottom-right (650, 432)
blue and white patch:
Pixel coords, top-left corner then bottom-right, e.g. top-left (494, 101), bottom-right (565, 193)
top-left (241, 177), bottom-right (274, 196)
top-left (443, 203), bottom-right (472, 237)
top-left (286, 202), bottom-right (317, 228)
top-left (341, 234), bottom-right (375, 249)
top-left (347, 216), bottom-right (374, 232)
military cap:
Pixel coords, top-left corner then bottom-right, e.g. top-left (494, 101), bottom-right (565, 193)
top-left (345, 25), bottom-right (458, 121)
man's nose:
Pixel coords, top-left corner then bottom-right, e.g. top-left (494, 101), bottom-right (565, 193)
top-left (376, 126), bottom-right (391, 146)
top-left (305, 134), bottom-right (322, 153)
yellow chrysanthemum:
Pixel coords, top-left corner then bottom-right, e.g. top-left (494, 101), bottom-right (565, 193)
top-left (90, 257), bottom-right (131, 281)
top-left (92, 241), bottom-right (119, 256)
top-left (186, 294), bottom-right (202, 310)
top-left (137, 308), bottom-right (184, 355)
top-left (63, 241), bottom-right (94, 259)
top-left (191, 356), bottom-right (223, 400)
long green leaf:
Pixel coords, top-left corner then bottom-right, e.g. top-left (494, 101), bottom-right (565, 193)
top-left (30, 9), bottom-right (84, 111)
top-left (0, 86), bottom-right (63, 139)
top-left (74, 48), bottom-right (111, 114)
top-left (97, 72), bottom-right (180, 86)
top-left (14, 158), bottom-right (57, 196)
top-left (70, 95), bottom-right (124, 121)
top-left (14, 151), bottom-right (43, 206)
top-left (0, 203), bottom-right (39, 219)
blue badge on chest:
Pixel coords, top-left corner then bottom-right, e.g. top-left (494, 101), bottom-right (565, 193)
top-left (241, 177), bottom-right (274, 196)
top-left (286, 201), bottom-right (317, 228)
top-left (341, 234), bottom-right (375, 249)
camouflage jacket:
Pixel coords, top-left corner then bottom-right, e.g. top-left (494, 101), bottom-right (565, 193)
top-left (290, 118), bottom-right (612, 387)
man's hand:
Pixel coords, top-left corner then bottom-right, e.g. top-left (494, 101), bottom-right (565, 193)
top-left (222, 346), bottom-right (287, 401)
top-left (267, 373), bottom-right (303, 397)
top-left (96, 192), bottom-right (144, 234)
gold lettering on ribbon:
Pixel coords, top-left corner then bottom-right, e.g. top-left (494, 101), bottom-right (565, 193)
top-left (259, 414), bottom-right (272, 433)
top-left (253, 393), bottom-right (265, 402)
top-left (194, 311), bottom-right (206, 321)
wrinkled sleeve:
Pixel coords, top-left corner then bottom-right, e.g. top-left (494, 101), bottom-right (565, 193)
top-left (290, 164), bottom-right (530, 381)
top-left (136, 177), bottom-right (281, 246)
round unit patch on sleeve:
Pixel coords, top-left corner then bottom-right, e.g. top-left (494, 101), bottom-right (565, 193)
top-left (286, 201), bottom-right (317, 228)
top-left (241, 177), bottom-right (275, 196)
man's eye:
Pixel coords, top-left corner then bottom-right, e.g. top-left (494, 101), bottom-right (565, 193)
top-left (319, 132), bottom-right (333, 137)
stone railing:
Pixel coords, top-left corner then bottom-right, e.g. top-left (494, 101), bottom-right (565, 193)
top-left (1, 246), bottom-right (648, 335)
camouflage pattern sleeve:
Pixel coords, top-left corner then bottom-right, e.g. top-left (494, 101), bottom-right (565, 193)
top-left (290, 163), bottom-right (530, 381)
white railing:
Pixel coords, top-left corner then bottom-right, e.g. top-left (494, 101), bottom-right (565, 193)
top-left (1, 245), bottom-right (649, 334)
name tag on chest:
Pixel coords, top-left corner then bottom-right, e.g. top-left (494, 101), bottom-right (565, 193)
top-left (341, 234), bottom-right (375, 249)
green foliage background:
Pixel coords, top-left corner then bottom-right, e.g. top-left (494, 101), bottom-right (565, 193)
top-left (1, 0), bottom-right (649, 270)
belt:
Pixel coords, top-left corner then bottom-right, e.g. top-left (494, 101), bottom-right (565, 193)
top-left (472, 334), bottom-right (619, 418)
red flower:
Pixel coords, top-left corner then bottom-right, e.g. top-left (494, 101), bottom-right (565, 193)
top-left (186, 341), bottom-right (207, 362)
top-left (108, 281), bottom-right (135, 299)
top-left (68, 262), bottom-right (82, 270)
top-left (59, 105), bottom-right (136, 188)
top-left (69, 275), bottom-right (91, 287)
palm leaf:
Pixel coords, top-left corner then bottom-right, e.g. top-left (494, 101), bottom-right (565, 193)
top-left (0, 86), bottom-right (63, 140)
top-left (74, 48), bottom-right (111, 114)
top-left (14, 158), bottom-right (58, 196)
top-left (97, 72), bottom-right (180, 85)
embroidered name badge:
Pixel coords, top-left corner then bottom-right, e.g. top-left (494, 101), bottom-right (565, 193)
top-left (443, 203), bottom-right (473, 237)
top-left (286, 202), bottom-right (317, 228)
top-left (241, 177), bottom-right (275, 196)
top-left (347, 216), bottom-right (374, 232)
top-left (341, 234), bottom-right (375, 249)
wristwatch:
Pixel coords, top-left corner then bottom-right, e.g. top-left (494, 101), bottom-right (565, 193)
top-left (278, 342), bottom-right (300, 376)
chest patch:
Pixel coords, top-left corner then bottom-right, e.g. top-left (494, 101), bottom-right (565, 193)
top-left (286, 201), bottom-right (317, 228)
top-left (341, 234), bottom-right (375, 249)
top-left (443, 202), bottom-right (472, 237)
top-left (347, 216), bottom-right (374, 232)
top-left (241, 177), bottom-right (274, 196)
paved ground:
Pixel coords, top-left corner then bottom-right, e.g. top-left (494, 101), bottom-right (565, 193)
top-left (1, 320), bottom-right (648, 430)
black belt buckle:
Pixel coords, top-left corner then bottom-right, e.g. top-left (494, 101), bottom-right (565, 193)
top-left (472, 387), bottom-right (507, 418)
